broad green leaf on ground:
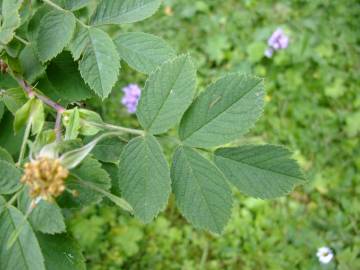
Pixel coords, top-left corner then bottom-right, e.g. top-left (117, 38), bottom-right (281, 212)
top-left (89, 136), bottom-right (125, 164)
top-left (37, 233), bottom-right (86, 270)
top-left (0, 146), bottom-right (14, 163)
top-left (114, 32), bottom-right (176, 74)
top-left (214, 145), bottom-right (306, 199)
top-left (47, 52), bottom-right (93, 101)
top-left (0, 160), bottom-right (21, 194)
top-left (171, 146), bottom-right (232, 234)
top-left (90, 0), bottom-right (162, 26)
top-left (0, 88), bottom-right (27, 115)
top-left (18, 188), bottom-right (66, 234)
top-left (36, 10), bottom-right (76, 62)
top-left (19, 45), bottom-right (46, 83)
top-left (179, 74), bottom-right (265, 148)
top-left (137, 55), bottom-right (196, 134)
top-left (58, 157), bottom-right (111, 208)
top-left (0, 0), bottom-right (22, 45)
top-left (77, 27), bottom-right (120, 99)
top-left (118, 135), bottom-right (171, 223)
top-left (0, 206), bottom-right (46, 270)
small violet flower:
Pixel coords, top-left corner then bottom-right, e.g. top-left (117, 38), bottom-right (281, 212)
top-left (264, 28), bottom-right (289, 58)
top-left (121, 84), bottom-right (141, 113)
top-left (316, 246), bottom-right (334, 264)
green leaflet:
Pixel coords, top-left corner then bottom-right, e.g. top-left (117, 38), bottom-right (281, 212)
top-left (54, 0), bottom-right (91, 11)
top-left (76, 27), bottom-right (120, 99)
top-left (114, 32), bottom-right (176, 74)
top-left (58, 157), bottom-right (111, 208)
top-left (14, 98), bottom-right (44, 135)
top-left (171, 146), bottom-right (233, 234)
top-left (64, 107), bottom-right (80, 140)
top-left (90, 136), bottom-right (126, 164)
top-left (214, 145), bottom-right (306, 199)
top-left (37, 233), bottom-right (86, 270)
top-left (19, 45), bottom-right (46, 83)
top-left (0, 206), bottom-right (46, 270)
top-left (0, 111), bottom-right (24, 156)
top-left (118, 135), bottom-right (171, 223)
top-left (0, 160), bottom-right (21, 194)
top-left (137, 55), bottom-right (197, 134)
top-left (47, 52), bottom-right (93, 102)
top-left (0, 0), bottom-right (22, 45)
top-left (179, 74), bottom-right (265, 148)
top-left (18, 188), bottom-right (66, 234)
top-left (0, 88), bottom-right (27, 115)
top-left (91, 0), bottom-right (162, 25)
top-left (36, 9), bottom-right (76, 62)
top-left (0, 146), bottom-right (14, 163)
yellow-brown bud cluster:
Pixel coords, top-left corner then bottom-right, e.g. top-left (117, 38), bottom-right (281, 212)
top-left (21, 157), bottom-right (69, 201)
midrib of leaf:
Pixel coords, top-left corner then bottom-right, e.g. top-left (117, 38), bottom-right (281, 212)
top-left (88, 29), bottom-right (106, 93)
top-left (181, 148), bottom-right (221, 233)
top-left (218, 155), bottom-right (305, 180)
top-left (146, 59), bottom-right (187, 129)
top-left (183, 78), bottom-right (262, 140)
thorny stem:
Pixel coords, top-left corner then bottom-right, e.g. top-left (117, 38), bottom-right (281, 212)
top-left (42, 0), bottom-right (89, 28)
top-left (6, 65), bottom-right (65, 140)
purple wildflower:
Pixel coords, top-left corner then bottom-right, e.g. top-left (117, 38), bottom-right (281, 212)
top-left (121, 84), bottom-right (141, 113)
top-left (264, 28), bottom-right (289, 58)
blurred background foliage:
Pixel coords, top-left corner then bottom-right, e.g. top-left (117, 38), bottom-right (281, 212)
top-left (69, 0), bottom-right (360, 269)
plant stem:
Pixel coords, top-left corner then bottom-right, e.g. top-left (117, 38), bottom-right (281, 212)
top-left (14, 35), bottom-right (30, 46)
top-left (86, 121), bottom-right (145, 136)
top-left (42, 0), bottom-right (89, 28)
top-left (17, 118), bottom-right (32, 166)
top-left (55, 111), bottom-right (62, 142)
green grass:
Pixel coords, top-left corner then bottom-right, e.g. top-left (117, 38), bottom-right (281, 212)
top-left (69, 1), bottom-right (360, 269)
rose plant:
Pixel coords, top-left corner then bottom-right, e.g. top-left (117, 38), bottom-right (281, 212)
top-left (0, 0), bottom-right (306, 269)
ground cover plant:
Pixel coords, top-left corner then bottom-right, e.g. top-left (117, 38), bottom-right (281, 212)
top-left (1, 0), bottom-right (359, 269)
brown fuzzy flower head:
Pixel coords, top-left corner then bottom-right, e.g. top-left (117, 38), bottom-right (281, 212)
top-left (21, 157), bottom-right (69, 201)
